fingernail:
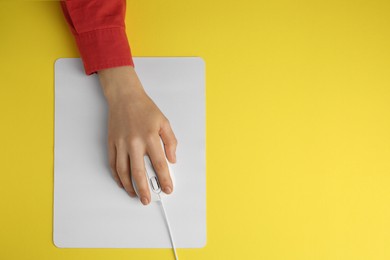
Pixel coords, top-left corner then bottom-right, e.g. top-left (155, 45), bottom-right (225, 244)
top-left (164, 187), bottom-right (172, 194)
top-left (129, 192), bottom-right (136, 197)
top-left (141, 197), bottom-right (149, 205)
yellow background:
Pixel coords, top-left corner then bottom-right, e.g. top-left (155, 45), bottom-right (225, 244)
top-left (1, 0), bottom-right (390, 259)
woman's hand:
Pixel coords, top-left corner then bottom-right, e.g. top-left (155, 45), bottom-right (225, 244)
top-left (97, 66), bottom-right (177, 205)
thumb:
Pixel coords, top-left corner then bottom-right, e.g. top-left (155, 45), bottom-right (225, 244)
top-left (159, 119), bottom-right (178, 163)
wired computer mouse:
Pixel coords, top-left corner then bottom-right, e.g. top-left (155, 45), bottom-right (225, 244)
top-left (131, 154), bottom-right (175, 202)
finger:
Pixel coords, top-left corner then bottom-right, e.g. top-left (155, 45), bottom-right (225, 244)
top-left (115, 141), bottom-right (136, 197)
top-left (108, 141), bottom-right (123, 189)
top-left (159, 119), bottom-right (178, 163)
top-left (147, 136), bottom-right (173, 194)
top-left (129, 146), bottom-right (151, 205)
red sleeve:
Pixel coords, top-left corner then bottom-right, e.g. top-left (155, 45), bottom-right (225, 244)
top-left (60, 0), bottom-right (134, 76)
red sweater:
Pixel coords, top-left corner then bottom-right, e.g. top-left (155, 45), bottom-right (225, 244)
top-left (60, 0), bottom-right (134, 76)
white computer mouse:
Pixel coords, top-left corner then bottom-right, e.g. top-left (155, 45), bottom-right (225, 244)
top-left (131, 154), bottom-right (175, 202)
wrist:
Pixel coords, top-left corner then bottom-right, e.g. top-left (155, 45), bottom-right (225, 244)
top-left (97, 66), bottom-right (145, 104)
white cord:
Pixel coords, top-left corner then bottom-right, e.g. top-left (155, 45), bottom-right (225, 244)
top-left (158, 194), bottom-right (179, 260)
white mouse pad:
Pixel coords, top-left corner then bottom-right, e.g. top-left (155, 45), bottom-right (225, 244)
top-left (53, 57), bottom-right (206, 248)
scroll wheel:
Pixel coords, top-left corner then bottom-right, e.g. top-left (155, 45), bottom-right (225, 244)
top-left (150, 176), bottom-right (160, 191)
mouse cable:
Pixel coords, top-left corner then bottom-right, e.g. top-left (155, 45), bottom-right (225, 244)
top-left (158, 194), bottom-right (179, 260)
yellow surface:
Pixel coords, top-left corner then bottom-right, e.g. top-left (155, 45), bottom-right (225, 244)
top-left (1, 0), bottom-right (390, 259)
